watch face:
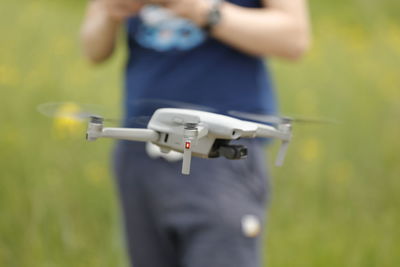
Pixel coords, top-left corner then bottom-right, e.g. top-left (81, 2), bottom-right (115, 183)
top-left (209, 9), bottom-right (221, 25)
top-left (205, 2), bottom-right (221, 31)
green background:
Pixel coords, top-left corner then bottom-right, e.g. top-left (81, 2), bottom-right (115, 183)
top-left (1, 0), bottom-right (399, 266)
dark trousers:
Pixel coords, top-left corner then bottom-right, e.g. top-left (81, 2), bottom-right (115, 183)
top-left (113, 139), bottom-right (269, 267)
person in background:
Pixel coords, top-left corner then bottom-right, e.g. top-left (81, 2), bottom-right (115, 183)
top-left (81, 0), bottom-right (310, 266)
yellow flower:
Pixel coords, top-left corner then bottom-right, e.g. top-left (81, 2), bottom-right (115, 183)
top-left (52, 102), bottom-right (85, 139)
top-left (300, 137), bottom-right (321, 162)
top-left (0, 64), bottom-right (19, 86)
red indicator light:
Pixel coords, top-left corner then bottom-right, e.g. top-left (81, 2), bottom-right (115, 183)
top-left (185, 141), bottom-right (191, 149)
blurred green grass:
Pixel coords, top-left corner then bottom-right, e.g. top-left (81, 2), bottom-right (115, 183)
top-left (1, 0), bottom-right (399, 266)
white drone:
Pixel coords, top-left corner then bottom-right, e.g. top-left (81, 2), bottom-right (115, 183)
top-left (86, 108), bottom-right (292, 175)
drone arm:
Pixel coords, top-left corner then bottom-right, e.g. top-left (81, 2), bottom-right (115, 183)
top-left (101, 128), bottom-right (159, 142)
top-left (255, 124), bottom-right (291, 141)
top-left (87, 124), bottom-right (159, 142)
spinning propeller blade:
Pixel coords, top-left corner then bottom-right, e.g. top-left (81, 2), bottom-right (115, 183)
top-left (37, 102), bottom-right (119, 123)
top-left (126, 98), bottom-right (216, 126)
top-left (131, 98), bottom-right (217, 112)
top-left (129, 115), bottom-right (152, 126)
top-left (228, 110), bottom-right (337, 125)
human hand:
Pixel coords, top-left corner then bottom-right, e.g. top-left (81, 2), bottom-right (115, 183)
top-left (101, 0), bottom-right (143, 22)
top-left (147, 0), bottom-right (210, 26)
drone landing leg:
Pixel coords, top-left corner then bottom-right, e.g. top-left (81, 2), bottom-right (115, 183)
top-left (275, 140), bottom-right (290, 166)
top-left (181, 125), bottom-right (198, 175)
top-left (182, 143), bottom-right (192, 175)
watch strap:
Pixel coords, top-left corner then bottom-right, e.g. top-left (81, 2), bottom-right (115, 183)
top-left (203, 0), bottom-right (222, 33)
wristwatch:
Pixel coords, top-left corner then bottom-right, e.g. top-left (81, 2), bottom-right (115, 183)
top-left (203, 0), bottom-right (222, 33)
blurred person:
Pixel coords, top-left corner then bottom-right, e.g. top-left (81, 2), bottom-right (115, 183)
top-left (81, 0), bottom-right (310, 266)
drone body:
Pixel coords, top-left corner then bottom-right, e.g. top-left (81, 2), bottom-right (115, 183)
top-left (86, 108), bottom-right (292, 175)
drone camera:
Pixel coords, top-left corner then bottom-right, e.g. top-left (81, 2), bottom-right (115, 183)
top-left (219, 145), bottom-right (248, 160)
top-left (209, 140), bottom-right (247, 159)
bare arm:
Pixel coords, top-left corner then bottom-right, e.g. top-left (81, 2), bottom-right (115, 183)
top-left (81, 0), bottom-right (310, 61)
top-left (80, 0), bottom-right (142, 63)
top-left (213, 0), bottom-right (311, 59)
top-left (159, 0), bottom-right (311, 59)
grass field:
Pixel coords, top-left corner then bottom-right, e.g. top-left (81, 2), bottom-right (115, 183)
top-left (1, 0), bottom-right (399, 266)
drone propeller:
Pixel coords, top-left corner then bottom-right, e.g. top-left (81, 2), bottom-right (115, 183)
top-left (126, 98), bottom-right (217, 126)
top-left (129, 115), bottom-right (152, 126)
top-left (131, 98), bottom-right (217, 112)
top-left (230, 110), bottom-right (337, 166)
top-left (37, 102), bottom-right (119, 124)
top-left (228, 110), bottom-right (337, 125)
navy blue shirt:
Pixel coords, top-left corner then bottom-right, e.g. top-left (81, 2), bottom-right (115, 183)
top-left (123, 0), bottom-right (277, 126)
